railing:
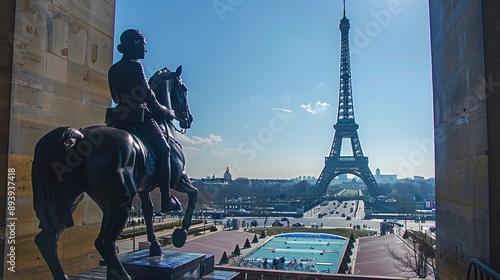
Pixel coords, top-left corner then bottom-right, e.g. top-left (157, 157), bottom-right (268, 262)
top-left (215, 266), bottom-right (406, 280)
top-left (467, 258), bottom-right (500, 280)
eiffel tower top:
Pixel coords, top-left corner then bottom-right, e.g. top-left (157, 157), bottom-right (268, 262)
top-left (341, 0), bottom-right (349, 25)
top-left (337, 0), bottom-right (355, 124)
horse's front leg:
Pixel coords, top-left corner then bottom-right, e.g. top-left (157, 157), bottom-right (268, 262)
top-left (94, 206), bottom-right (131, 280)
top-left (175, 172), bottom-right (198, 231)
top-left (139, 191), bottom-right (162, 256)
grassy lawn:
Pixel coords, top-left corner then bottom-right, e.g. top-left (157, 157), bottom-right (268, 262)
top-left (121, 221), bottom-right (180, 235)
top-left (342, 190), bottom-right (359, 197)
top-left (247, 226), bottom-right (375, 239)
top-left (120, 220), bottom-right (205, 238)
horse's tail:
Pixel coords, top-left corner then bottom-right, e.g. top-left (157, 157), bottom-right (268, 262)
top-left (32, 127), bottom-right (84, 231)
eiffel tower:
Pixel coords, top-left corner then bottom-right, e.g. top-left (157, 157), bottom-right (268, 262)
top-left (314, 1), bottom-right (379, 196)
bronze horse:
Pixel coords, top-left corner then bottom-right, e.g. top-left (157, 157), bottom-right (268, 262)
top-left (32, 66), bottom-right (197, 280)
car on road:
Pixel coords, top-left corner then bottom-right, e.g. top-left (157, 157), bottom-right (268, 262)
top-left (292, 222), bottom-right (304, 227)
top-left (250, 220), bottom-right (258, 227)
top-left (280, 217), bottom-right (289, 222)
top-left (311, 223), bottom-right (319, 229)
top-left (272, 221), bottom-right (284, 227)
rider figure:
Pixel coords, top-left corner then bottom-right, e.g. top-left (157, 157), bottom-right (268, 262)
top-left (108, 29), bottom-right (180, 213)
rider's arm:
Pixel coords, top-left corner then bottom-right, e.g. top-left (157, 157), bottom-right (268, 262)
top-left (131, 62), bottom-right (175, 121)
top-left (108, 65), bottom-right (121, 104)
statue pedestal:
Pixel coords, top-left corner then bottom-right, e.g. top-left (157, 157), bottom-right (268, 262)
top-left (117, 250), bottom-right (214, 279)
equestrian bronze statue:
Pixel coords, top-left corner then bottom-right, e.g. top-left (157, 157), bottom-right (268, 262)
top-left (32, 29), bottom-right (197, 280)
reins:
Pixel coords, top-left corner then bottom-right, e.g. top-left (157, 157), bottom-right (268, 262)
top-left (169, 119), bottom-right (187, 134)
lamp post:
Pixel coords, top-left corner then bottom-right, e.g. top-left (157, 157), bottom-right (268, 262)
top-left (132, 222), bottom-right (136, 252)
top-left (131, 209), bottom-right (136, 252)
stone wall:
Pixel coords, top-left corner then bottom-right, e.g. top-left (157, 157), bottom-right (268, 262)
top-left (1, 0), bottom-right (115, 279)
top-left (429, 0), bottom-right (500, 278)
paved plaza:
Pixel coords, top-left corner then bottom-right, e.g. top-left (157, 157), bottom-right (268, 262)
top-left (110, 201), bottom-right (429, 278)
top-left (73, 201), bottom-right (433, 278)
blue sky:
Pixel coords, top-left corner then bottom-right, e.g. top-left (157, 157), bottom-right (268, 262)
top-left (113, 0), bottom-right (433, 180)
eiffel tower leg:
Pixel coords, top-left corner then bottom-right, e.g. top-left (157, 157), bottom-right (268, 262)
top-left (314, 163), bottom-right (341, 195)
top-left (314, 159), bottom-right (379, 197)
top-left (357, 164), bottom-right (380, 196)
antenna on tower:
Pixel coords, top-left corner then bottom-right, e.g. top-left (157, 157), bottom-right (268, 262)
top-left (343, 0), bottom-right (346, 17)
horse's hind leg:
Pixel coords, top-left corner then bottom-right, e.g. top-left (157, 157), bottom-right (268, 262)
top-left (94, 206), bottom-right (131, 280)
top-left (35, 193), bottom-right (83, 280)
top-left (139, 191), bottom-right (162, 256)
top-left (35, 229), bottom-right (68, 280)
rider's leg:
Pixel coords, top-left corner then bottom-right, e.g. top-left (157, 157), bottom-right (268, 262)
top-left (142, 118), bottom-right (180, 212)
top-left (158, 147), bottom-right (181, 212)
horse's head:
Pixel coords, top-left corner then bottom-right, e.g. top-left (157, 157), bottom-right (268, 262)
top-left (168, 66), bottom-right (193, 129)
top-left (149, 65), bottom-right (193, 130)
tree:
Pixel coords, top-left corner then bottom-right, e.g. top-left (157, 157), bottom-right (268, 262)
top-left (387, 232), bottom-right (436, 278)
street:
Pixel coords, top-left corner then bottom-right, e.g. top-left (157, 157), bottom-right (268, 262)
top-left (226, 199), bottom-right (435, 234)
top-left (116, 199), bottom-right (436, 255)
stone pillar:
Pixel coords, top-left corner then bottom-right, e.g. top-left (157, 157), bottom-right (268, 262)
top-left (1, 0), bottom-right (115, 279)
top-left (429, 0), bottom-right (500, 278)
top-left (0, 0), bottom-right (16, 278)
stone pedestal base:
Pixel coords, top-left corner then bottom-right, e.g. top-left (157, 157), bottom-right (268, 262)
top-left (116, 250), bottom-right (214, 279)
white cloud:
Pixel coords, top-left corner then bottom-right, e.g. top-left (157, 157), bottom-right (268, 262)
top-left (211, 149), bottom-right (225, 156)
top-left (272, 107), bottom-right (293, 113)
top-left (251, 94), bottom-right (260, 99)
top-left (177, 133), bottom-right (223, 147)
top-left (183, 146), bottom-right (201, 154)
top-left (210, 134), bottom-right (223, 143)
top-left (300, 101), bottom-right (331, 114)
top-left (175, 133), bottom-right (191, 143)
top-left (317, 82), bottom-right (324, 87)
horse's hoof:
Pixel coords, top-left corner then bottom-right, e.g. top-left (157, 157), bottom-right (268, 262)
top-left (150, 245), bottom-right (163, 256)
top-left (149, 240), bottom-right (163, 256)
top-left (172, 229), bottom-right (187, 248)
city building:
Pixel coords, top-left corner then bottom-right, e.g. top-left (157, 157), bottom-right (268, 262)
top-left (374, 168), bottom-right (398, 184)
top-left (223, 166), bottom-right (232, 182)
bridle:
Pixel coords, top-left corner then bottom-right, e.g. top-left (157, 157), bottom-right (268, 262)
top-left (167, 75), bottom-right (191, 134)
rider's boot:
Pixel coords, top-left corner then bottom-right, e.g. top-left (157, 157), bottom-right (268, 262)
top-left (158, 155), bottom-right (181, 213)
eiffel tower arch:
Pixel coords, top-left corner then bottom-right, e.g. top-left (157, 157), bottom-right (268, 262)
top-left (314, 1), bottom-right (379, 196)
